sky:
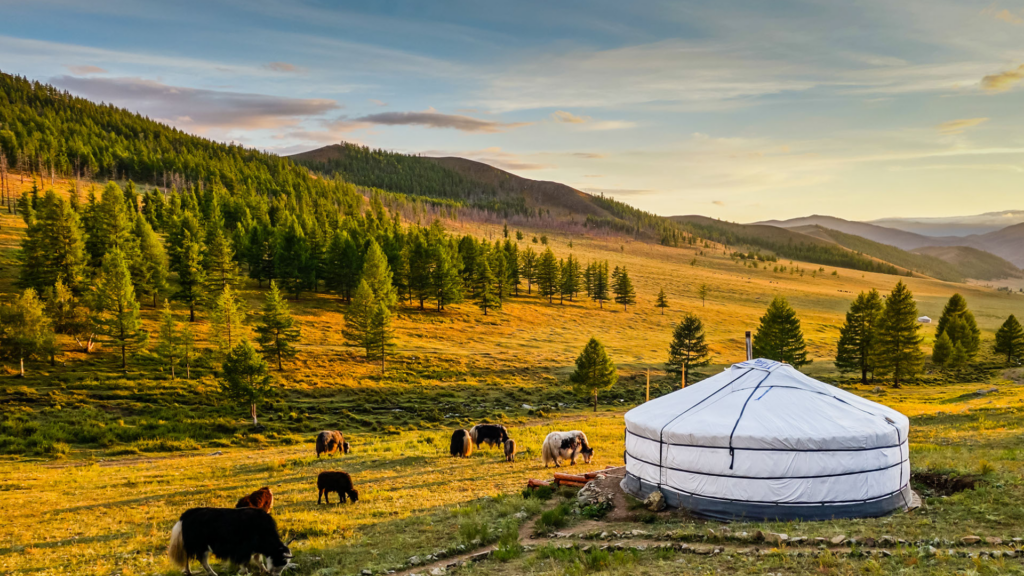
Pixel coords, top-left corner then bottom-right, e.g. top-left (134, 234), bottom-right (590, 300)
top-left (1, 0), bottom-right (1023, 222)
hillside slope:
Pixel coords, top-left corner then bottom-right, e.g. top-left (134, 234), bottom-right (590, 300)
top-left (912, 245), bottom-right (1022, 281)
top-left (670, 215), bottom-right (901, 275)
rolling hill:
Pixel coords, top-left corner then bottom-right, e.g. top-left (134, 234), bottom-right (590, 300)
top-left (761, 214), bottom-right (1024, 271)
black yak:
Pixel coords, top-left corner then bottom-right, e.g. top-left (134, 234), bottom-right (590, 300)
top-left (541, 430), bottom-right (593, 467)
top-left (469, 424), bottom-right (509, 449)
top-left (315, 430), bottom-right (350, 458)
top-left (317, 471), bottom-right (359, 504)
top-left (235, 486), bottom-right (273, 513)
top-left (167, 507), bottom-right (294, 575)
top-left (450, 429), bottom-right (473, 458)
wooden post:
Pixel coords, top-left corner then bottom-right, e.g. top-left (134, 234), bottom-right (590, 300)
top-left (681, 367), bottom-right (686, 389)
top-left (745, 331), bottom-right (753, 361)
top-left (646, 369), bottom-right (650, 401)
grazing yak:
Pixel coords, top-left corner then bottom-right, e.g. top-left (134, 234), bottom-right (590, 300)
top-left (315, 430), bottom-right (350, 458)
top-left (317, 471), bottom-right (359, 504)
top-left (235, 486), bottom-right (273, 513)
top-left (168, 507), bottom-right (294, 575)
top-left (541, 430), bottom-right (593, 467)
top-left (469, 424), bottom-right (509, 449)
top-left (450, 429), bottom-right (473, 458)
top-left (503, 439), bottom-right (516, 463)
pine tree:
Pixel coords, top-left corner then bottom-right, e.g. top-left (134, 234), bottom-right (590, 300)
top-left (491, 248), bottom-right (512, 301)
top-left (474, 256), bottom-right (501, 315)
top-left (560, 254), bottom-right (582, 302)
top-left (655, 288), bottom-right (669, 314)
top-left (326, 229), bottom-right (361, 302)
top-left (612, 266), bottom-right (637, 311)
top-left (875, 281), bottom-right (924, 386)
top-left (536, 248), bottom-right (560, 303)
top-left (932, 332), bottom-right (953, 366)
top-left (181, 322), bottom-right (196, 380)
top-left (45, 278), bottom-right (94, 352)
top-left (696, 283), bottom-right (710, 307)
top-left (431, 241), bottom-right (463, 311)
top-left (666, 313), bottom-right (711, 386)
top-left (133, 217), bottom-right (169, 307)
top-left (19, 190), bottom-right (87, 293)
top-left (155, 300), bottom-right (183, 378)
top-left (3, 288), bottom-right (54, 376)
top-left (520, 247), bottom-right (537, 294)
top-left (172, 231), bottom-right (206, 322)
top-left (835, 289), bottom-right (884, 384)
top-left (255, 281), bottom-right (301, 370)
top-left (752, 295), bottom-right (809, 366)
top-left (569, 337), bottom-right (618, 412)
top-left (947, 342), bottom-right (969, 375)
top-left (343, 279), bottom-right (376, 353)
top-left (365, 302), bottom-right (396, 375)
top-left (204, 225), bottom-right (238, 293)
top-left (590, 261), bottom-right (610, 308)
top-left (361, 238), bottom-right (398, 310)
top-left (994, 315), bottom-right (1024, 365)
top-left (83, 182), bottom-right (139, 269)
top-left (504, 240), bottom-right (521, 296)
top-left (274, 219), bottom-right (309, 299)
top-left (935, 293), bottom-right (981, 358)
top-left (210, 285), bottom-right (247, 354)
top-left (220, 340), bottom-right (274, 427)
top-left (92, 248), bottom-right (148, 368)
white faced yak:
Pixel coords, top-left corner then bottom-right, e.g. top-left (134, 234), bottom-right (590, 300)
top-left (315, 430), bottom-right (350, 458)
top-left (317, 471), bottom-right (359, 504)
top-left (450, 429), bottom-right (473, 458)
top-left (469, 424), bottom-right (509, 449)
top-left (168, 507), bottom-right (294, 575)
top-left (541, 430), bottom-right (593, 467)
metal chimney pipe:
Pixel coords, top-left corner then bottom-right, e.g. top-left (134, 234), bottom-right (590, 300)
top-left (745, 331), bottom-right (752, 361)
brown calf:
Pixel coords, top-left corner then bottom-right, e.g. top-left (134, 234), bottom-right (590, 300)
top-left (235, 486), bottom-right (274, 513)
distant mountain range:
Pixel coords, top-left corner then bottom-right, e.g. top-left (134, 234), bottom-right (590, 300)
top-left (870, 211), bottom-right (1024, 237)
top-left (757, 214), bottom-right (1024, 269)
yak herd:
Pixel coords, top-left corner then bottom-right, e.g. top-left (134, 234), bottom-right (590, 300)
top-left (167, 426), bottom-right (595, 575)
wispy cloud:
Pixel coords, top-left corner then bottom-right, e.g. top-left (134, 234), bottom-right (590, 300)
top-left (551, 110), bottom-right (588, 124)
top-left (51, 75), bottom-right (340, 131)
top-left (981, 2), bottom-right (1023, 23)
top-left (981, 64), bottom-right (1024, 91)
top-left (351, 109), bottom-right (529, 133)
top-left (368, 99), bottom-right (388, 107)
top-left (571, 152), bottom-right (607, 159)
top-left (263, 61), bottom-right (304, 73)
top-left (937, 117), bottom-right (989, 134)
top-left (65, 65), bottom-right (107, 75)
top-left (712, 200), bottom-right (726, 206)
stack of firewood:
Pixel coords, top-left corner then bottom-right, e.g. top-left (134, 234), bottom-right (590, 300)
top-left (527, 467), bottom-right (617, 490)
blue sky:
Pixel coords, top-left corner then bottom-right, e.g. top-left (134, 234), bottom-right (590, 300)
top-left (1, 0), bottom-right (1023, 221)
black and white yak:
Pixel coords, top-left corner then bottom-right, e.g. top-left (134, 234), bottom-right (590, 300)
top-left (469, 424), bottom-right (509, 449)
top-left (450, 429), bottom-right (473, 458)
top-left (168, 507), bottom-right (295, 575)
top-left (541, 430), bottom-right (593, 467)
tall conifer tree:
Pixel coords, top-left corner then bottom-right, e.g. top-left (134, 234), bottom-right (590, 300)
top-left (835, 289), bottom-right (884, 384)
top-left (93, 248), bottom-right (147, 368)
top-left (752, 295), bottom-right (809, 366)
top-left (875, 281), bottom-right (924, 386)
top-left (255, 281), bottom-right (301, 370)
top-left (570, 337), bottom-right (618, 412)
top-left (994, 315), bottom-right (1024, 365)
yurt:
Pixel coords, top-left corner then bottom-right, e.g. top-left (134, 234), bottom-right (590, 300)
top-left (622, 358), bottom-right (912, 521)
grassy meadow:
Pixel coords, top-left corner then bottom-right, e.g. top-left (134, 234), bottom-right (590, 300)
top-left (2, 176), bottom-right (1024, 574)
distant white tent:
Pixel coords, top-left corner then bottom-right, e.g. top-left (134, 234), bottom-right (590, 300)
top-left (622, 359), bottom-right (912, 521)
top-left (917, 316), bottom-right (932, 323)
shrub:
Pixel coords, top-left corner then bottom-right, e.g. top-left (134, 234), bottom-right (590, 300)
top-left (535, 502), bottom-right (572, 532)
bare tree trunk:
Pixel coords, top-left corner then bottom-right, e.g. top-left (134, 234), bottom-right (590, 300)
top-left (251, 404), bottom-right (258, 426)
top-left (19, 356), bottom-right (24, 377)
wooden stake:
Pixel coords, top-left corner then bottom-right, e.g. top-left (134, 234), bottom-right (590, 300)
top-left (646, 369), bottom-right (650, 402)
top-left (682, 368), bottom-right (686, 389)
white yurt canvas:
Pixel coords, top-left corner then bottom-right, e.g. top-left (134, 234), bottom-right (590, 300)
top-left (622, 358), bottom-right (912, 521)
